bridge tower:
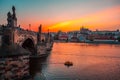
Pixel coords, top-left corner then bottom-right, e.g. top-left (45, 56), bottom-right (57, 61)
top-left (3, 6), bottom-right (17, 46)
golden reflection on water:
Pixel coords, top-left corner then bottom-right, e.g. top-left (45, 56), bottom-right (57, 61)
top-left (32, 43), bottom-right (120, 80)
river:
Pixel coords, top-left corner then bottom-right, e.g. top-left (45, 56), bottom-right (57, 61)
top-left (30, 43), bottom-right (120, 80)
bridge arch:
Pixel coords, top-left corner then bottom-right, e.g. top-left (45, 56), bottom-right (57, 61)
top-left (22, 38), bottom-right (36, 55)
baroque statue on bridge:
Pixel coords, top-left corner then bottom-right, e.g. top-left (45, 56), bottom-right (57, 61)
top-left (7, 6), bottom-right (17, 27)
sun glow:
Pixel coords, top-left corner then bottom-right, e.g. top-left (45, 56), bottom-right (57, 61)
top-left (17, 5), bottom-right (120, 32)
top-left (47, 5), bottom-right (120, 32)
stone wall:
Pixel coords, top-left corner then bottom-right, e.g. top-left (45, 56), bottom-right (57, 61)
top-left (0, 55), bottom-right (30, 80)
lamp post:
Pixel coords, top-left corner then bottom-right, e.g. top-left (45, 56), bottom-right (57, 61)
top-left (29, 24), bottom-right (31, 31)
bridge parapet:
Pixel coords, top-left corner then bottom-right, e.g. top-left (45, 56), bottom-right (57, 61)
top-left (16, 29), bottom-right (36, 35)
top-left (14, 27), bottom-right (37, 46)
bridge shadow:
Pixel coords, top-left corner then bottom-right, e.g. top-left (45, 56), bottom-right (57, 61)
top-left (29, 57), bottom-right (48, 79)
top-left (22, 38), bottom-right (36, 55)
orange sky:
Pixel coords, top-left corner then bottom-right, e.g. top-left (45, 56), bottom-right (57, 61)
top-left (40, 5), bottom-right (120, 32)
top-left (20, 5), bottom-right (120, 32)
top-left (0, 0), bottom-right (120, 32)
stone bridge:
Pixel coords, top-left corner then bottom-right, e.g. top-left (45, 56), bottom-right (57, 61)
top-left (1, 6), bottom-right (44, 55)
top-left (14, 27), bottom-right (38, 53)
top-left (14, 28), bottom-right (37, 46)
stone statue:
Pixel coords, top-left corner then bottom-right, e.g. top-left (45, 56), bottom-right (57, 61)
top-left (12, 6), bottom-right (16, 19)
top-left (7, 12), bottom-right (12, 27)
top-left (7, 6), bottom-right (17, 27)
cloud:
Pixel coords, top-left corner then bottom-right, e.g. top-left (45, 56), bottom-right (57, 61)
top-left (48, 5), bottom-right (120, 32)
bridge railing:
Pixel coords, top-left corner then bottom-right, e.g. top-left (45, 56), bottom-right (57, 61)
top-left (15, 27), bottom-right (37, 36)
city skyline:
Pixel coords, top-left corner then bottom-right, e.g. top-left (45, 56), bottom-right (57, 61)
top-left (0, 0), bottom-right (120, 32)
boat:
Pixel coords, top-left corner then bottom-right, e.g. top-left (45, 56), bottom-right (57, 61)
top-left (64, 61), bottom-right (73, 67)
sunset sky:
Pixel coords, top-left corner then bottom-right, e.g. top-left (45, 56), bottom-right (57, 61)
top-left (0, 0), bottom-right (120, 32)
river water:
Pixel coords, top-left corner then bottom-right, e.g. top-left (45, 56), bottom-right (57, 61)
top-left (30, 43), bottom-right (120, 80)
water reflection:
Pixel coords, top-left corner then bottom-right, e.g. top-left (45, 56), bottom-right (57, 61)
top-left (30, 58), bottom-right (48, 80)
top-left (30, 43), bottom-right (120, 80)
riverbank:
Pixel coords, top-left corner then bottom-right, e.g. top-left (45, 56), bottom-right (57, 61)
top-left (54, 40), bottom-right (120, 44)
top-left (85, 41), bottom-right (120, 44)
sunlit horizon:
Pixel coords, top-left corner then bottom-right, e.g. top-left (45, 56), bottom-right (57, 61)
top-left (0, 0), bottom-right (120, 32)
